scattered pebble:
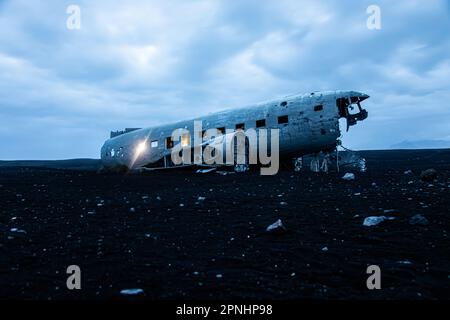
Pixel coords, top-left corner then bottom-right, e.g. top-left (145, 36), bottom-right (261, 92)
top-left (420, 169), bottom-right (437, 182)
top-left (409, 214), bottom-right (429, 226)
top-left (216, 171), bottom-right (234, 176)
top-left (266, 219), bottom-right (286, 234)
top-left (145, 233), bottom-right (157, 240)
top-left (342, 173), bottom-right (355, 181)
top-left (363, 216), bottom-right (395, 227)
top-left (10, 228), bottom-right (26, 234)
top-left (120, 288), bottom-right (144, 295)
top-left (197, 168), bottom-right (216, 174)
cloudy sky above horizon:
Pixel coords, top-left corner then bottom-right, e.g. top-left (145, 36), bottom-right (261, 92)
top-left (0, 0), bottom-right (449, 159)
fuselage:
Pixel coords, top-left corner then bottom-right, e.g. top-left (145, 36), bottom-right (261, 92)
top-left (101, 90), bottom-right (369, 169)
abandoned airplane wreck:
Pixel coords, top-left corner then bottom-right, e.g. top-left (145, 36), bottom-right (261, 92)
top-left (100, 90), bottom-right (369, 173)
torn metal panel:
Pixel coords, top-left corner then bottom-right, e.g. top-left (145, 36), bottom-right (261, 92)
top-left (336, 93), bottom-right (369, 131)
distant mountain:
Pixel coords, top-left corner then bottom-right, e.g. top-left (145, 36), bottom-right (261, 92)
top-left (390, 140), bottom-right (450, 150)
top-left (0, 159), bottom-right (101, 171)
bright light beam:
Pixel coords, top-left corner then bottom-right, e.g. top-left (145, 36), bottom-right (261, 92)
top-left (129, 139), bottom-right (148, 169)
top-left (135, 141), bottom-right (147, 156)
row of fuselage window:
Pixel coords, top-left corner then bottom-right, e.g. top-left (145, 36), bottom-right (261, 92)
top-left (157, 105), bottom-right (324, 150)
top-left (109, 104), bottom-right (324, 154)
top-left (106, 115), bottom-right (288, 156)
top-left (161, 114), bottom-right (290, 149)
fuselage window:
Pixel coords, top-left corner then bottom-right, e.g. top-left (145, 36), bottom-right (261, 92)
top-left (256, 119), bottom-right (266, 128)
top-left (278, 115), bottom-right (288, 124)
top-left (236, 123), bottom-right (245, 130)
top-left (151, 140), bottom-right (158, 148)
top-left (181, 133), bottom-right (190, 147)
top-left (314, 105), bottom-right (323, 112)
top-left (166, 137), bottom-right (174, 149)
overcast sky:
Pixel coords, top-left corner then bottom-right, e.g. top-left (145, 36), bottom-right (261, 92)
top-left (0, 0), bottom-right (449, 159)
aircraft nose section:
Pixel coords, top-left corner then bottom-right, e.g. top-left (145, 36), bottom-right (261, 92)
top-left (354, 92), bottom-right (370, 102)
top-left (337, 91), bottom-right (370, 131)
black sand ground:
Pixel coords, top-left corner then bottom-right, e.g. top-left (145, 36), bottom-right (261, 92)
top-left (0, 150), bottom-right (449, 300)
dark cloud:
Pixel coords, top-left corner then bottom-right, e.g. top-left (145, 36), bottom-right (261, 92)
top-left (0, 0), bottom-right (449, 159)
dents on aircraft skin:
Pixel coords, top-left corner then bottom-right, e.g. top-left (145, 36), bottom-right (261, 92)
top-left (100, 91), bottom-right (369, 174)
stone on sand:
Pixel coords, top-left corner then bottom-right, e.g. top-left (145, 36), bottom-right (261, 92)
top-left (420, 169), bottom-right (437, 182)
top-left (409, 214), bottom-right (429, 226)
top-left (266, 219), bottom-right (286, 234)
top-left (342, 173), bottom-right (355, 181)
